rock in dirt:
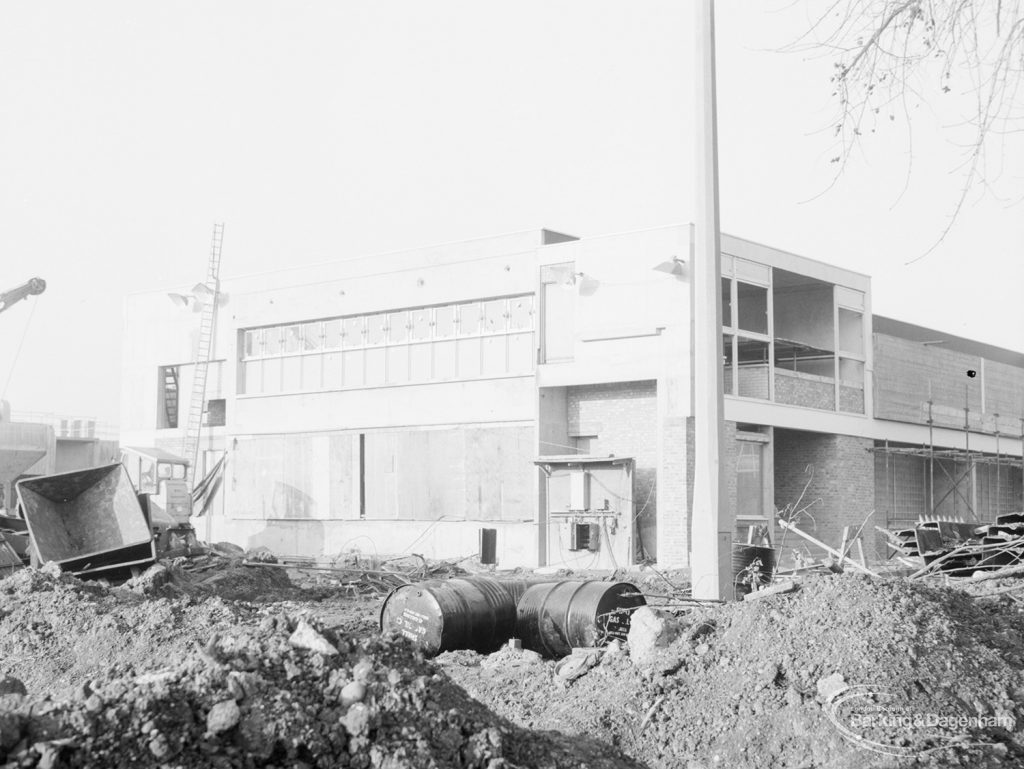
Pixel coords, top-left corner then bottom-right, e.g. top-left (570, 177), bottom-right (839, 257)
top-left (205, 699), bottom-right (241, 734)
top-left (815, 672), bottom-right (847, 702)
top-left (627, 606), bottom-right (683, 668)
top-left (288, 619), bottom-right (338, 656)
top-left (0, 677), bottom-right (26, 697)
top-left (125, 564), bottom-right (171, 595)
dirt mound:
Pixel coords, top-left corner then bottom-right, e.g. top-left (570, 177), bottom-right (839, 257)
top-left (0, 612), bottom-right (641, 769)
top-left (439, 574), bottom-right (1024, 768)
top-left (0, 567), bottom-right (256, 701)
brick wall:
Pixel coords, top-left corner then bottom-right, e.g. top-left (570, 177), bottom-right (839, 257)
top-left (658, 416), bottom-right (688, 565)
top-left (775, 371), bottom-right (835, 410)
top-left (567, 381), bottom-right (657, 559)
top-left (774, 429), bottom-right (875, 567)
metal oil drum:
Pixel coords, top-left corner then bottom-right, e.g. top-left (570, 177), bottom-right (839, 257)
top-left (515, 580), bottom-right (646, 658)
top-left (731, 543), bottom-right (776, 599)
top-left (379, 576), bottom-right (530, 656)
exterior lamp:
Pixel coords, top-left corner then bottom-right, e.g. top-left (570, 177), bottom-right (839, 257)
top-left (653, 257), bottom-right (687, 277)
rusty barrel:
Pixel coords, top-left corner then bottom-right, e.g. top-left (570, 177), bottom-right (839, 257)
top-left (732, 544), bottom-right (776, 599)
top-left (380, 576), bottom-right (530, 656)
top-left (516, 580), bottom-right (646, 658)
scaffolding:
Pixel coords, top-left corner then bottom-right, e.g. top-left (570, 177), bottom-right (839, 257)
top-left (871, 400), bottom-right (1024, 524)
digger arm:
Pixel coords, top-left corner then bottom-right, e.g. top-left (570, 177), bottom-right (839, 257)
top-left (0, 278), bottom-right (46, 315)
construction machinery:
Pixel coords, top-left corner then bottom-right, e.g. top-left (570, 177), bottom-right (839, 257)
top-left (120, 446), bottom-right (200, 556)
top-left (0, 277), bottom-right (46, 315)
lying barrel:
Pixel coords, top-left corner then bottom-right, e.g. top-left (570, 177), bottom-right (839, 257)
top-left (516, 580), bottom-right (646, 658)
top-left (380, 577), bottom-right (530, 656)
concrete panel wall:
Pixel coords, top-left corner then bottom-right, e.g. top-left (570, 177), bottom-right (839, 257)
top-left (873, 333), bottom-right (984, 429)
top-left (234, 377), bottom-right (534, 434)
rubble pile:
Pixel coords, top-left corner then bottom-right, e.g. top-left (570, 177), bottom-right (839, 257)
top-left (0, 566), bottom-right (252, 701)
top-left (440, 574), bottom-right (1024, 768)
top-left (0, 612), bottom-right (637, 769)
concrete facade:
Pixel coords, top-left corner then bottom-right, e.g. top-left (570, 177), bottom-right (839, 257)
top-left (120, 225), bottom-right (1024, 570)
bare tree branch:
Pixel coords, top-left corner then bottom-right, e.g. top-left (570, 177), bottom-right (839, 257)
top-left (805, 0), bottom-right (1024, 254)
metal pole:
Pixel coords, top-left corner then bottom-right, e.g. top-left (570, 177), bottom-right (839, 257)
top-left (690, 0), bottom-right (731, 600)
top-left (928, 400), bottom-right (934, 516)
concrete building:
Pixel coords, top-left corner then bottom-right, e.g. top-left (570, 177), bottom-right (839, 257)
top-left (0, 403), bottom-right (119, 514)
top-left (119, 225), bottom-right (1024, 568)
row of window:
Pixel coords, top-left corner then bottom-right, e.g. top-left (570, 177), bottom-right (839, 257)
top-left (240, 295), bottom-right (537, 395)
top-left (243, 296), bottom-right (535, 360)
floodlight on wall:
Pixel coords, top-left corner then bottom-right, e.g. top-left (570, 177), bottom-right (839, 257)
top-left (559, 271), bottom-right (600, 297)
top-left (576, 273), bottom-right (600, 297)
top-left (653, 257), bottom-right (686, 277)
top-left (167, 293), bottom-right (191, 308)
top-left (167, 283), bottom-right (229, 312)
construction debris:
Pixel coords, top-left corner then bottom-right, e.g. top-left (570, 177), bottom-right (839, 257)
top-left (886, 513), bottom-right (1024, 577)
top-left (741, 579), bottom-right (797, 602)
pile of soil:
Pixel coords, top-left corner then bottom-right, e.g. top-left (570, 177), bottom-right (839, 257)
top-left (0, 567), bottom-right (255, 701)
top-left (0, 611), bottom-right (640, 769)
top-left (439, 574), bottom-right (1024, 768)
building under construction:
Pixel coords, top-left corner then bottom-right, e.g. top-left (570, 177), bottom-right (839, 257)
top-left (118, 225), bottom-right (1024, 568)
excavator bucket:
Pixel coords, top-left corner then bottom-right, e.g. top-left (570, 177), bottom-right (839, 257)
top-left (16, 464), bottom-right (155, 577)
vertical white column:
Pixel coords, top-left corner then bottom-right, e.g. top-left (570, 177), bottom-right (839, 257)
top-left (691, 0), bottom-right (732, 599)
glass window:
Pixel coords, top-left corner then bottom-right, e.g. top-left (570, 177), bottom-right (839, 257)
top-left (388, 311), bottom-right (409, 343)
top-left (481, 335), bottom-right (506, 375)
top-left (508, 332), bottom-right (535, 372)
top-left (457, 337), bottom-right (481, 377)
top-left (284, 325), bottom-right (302, 354)
top-left (243, 360), bottom-right (262, 394)
top-left (302, 354), bottom-right (321, 390)
top-left (140, 459), bottom-right (157, 493)
top-left (282, 356), bottom-right (302, 391)
top-left (838, 308), bottom-right (863, 356)
top-left (509, 296), bottom-right (533, 330)
top-left (737, 282), bottom-right (768, 335)
top-left (737, 338), bottom-right (770, 399)
top-left (722, 334), bottom-right (735, 395)
top-left (410, 344), bottom-right (432, 380)
top-left (434, 340), bottom-right (457, 380)
top-left (410, 308), bottom-right (431, 341)
top-left (342, 350), bottom-right (363, 387)
top-left (365, 347), bottom-right (386, 384)
top-left (434, 306), bottom-right (455, 338)
top-left (839, 357), bottom-right (864, 387)
top-left (322, 351), bottom-right (343, 388)
top-left (736, 441), bottom-right (764, 518)
top-left (324, 320), bottom-right (342, 349)
top-left (261, 358), bottom-right (282, 394)
top-left (303, 322), bottom-right (322, 351)
top-left (264, 327), bottom-right (284, 356)
top-left (343, 317), bottom-right (364, 348)
top-left (366, 314), bottom-right (387, 346)
top-left (458, 303), bottom-right (482, 336)
top-left (387, 346), bottom-right (409, 383)
top-left (243, 330), bottom-right (259, 358)
top-left (721, 278), bottom-right (733, 328)
top-left (483, 299), bottom-right (507, 334)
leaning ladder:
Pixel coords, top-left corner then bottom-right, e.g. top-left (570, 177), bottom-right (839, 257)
top-left (182, 223), bottom-right (224, 488)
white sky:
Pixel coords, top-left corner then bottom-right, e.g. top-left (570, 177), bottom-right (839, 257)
top-left (1, 1), bottom-right (1021, 425)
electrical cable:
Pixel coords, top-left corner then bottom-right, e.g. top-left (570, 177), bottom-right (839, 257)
top-left (1, 298), bottom-right (39, 401)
